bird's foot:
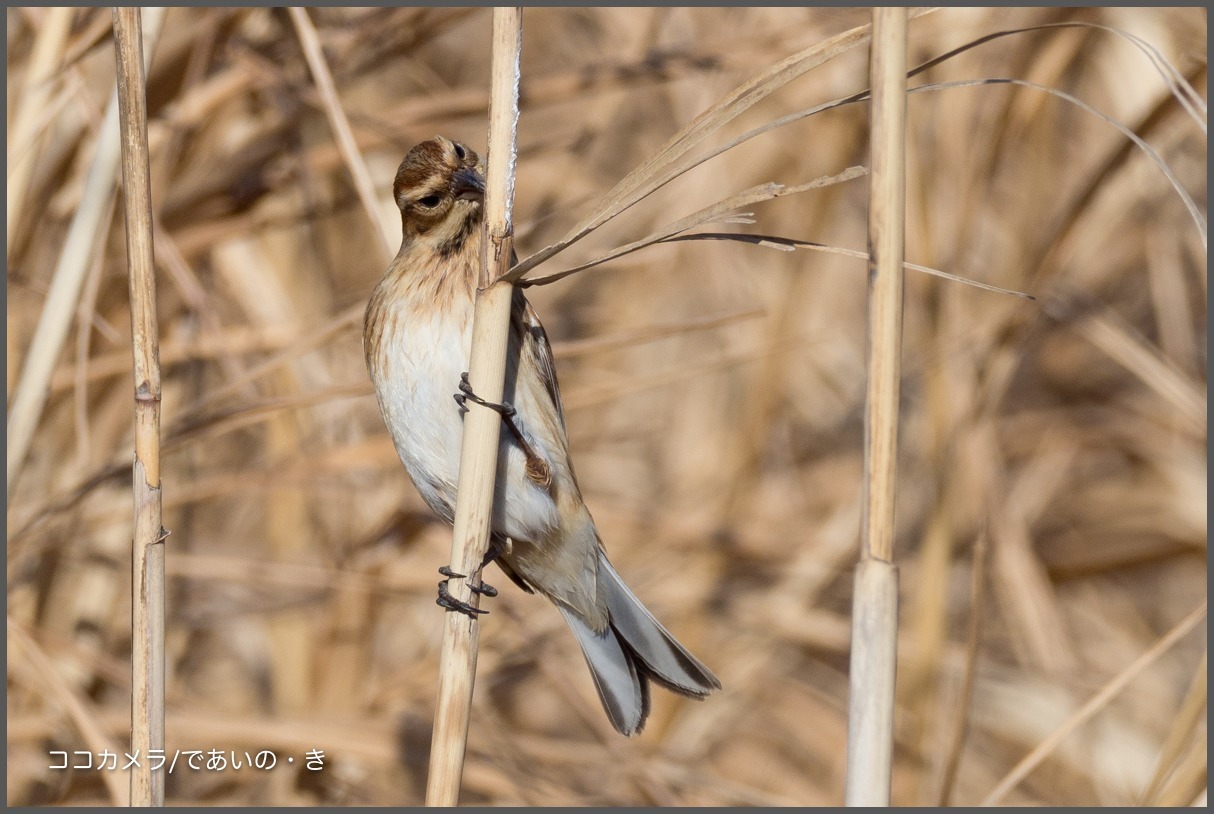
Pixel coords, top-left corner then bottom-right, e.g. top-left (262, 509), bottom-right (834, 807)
top-left (452, 372), bottom-right (552, 488)
top-left (436, 565), bottom-right (497, 618)
top-left (453, 372), bottom-right (516, 418)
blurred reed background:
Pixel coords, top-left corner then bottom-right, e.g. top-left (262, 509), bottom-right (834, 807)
top-left (6, 6), bottom-right (1206, 806)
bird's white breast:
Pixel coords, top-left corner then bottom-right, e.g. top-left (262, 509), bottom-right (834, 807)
top-left (369, 294), bottom-right (560, 543)
top-left (371, 306), bottom-right (469, 522)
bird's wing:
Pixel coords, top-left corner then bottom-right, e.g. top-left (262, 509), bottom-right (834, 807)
top-left (513, 286), bottom-right (566, 430)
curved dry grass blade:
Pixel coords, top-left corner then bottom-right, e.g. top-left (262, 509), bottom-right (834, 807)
top-left (520, 167), bottom-right (866, 287)
top-left (716, 71), bottom-right (1203, 261)
top-left (527, 22), bottom-right (1196, 305)
top-left (1087, 24), bottom-right (1205, 128)
top-left (981, 601), bottom-right (1207, 806)
top-left (510, 17), bottom-right (1202, 287)
top-left (906, 22), bottom-right (1206, 131)
top-left (909, 78), bottom-right (1206, 246)
top-left (505, 10), bottom-right (938, 282)
top-left (535, 230), bottom-right (1035, 301)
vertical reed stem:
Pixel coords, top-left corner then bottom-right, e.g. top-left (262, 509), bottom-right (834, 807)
top-left (425, 7), bottom-right (523, 807)
top-left (113, 7), bottom-right (165, 807)
top-left (6, 8), bottom-right (165, 504)
top-left (846, 7), bottom-right (907, 807)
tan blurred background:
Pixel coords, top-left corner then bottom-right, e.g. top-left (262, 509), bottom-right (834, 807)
top-left (6, 7), bottom-right (1206, 806)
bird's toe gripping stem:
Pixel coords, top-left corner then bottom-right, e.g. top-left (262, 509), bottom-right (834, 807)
top-left (436, 564), bottom-right (498, 618)
top-left (452, 372), bottom-right (551, 487)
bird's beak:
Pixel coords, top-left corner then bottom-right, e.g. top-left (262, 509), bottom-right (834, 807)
top-left (452, 167), bottom-right (485, 201)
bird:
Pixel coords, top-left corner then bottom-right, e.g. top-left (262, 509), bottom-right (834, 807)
top-left (363, 136), bottom-right (720, 735)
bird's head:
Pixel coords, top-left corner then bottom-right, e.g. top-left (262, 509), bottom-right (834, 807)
top-left (392, 136), bottom-right (485, 251)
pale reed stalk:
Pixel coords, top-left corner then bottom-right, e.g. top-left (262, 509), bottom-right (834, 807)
top-left (425, 7), bottom-right (523, 807)
top-left (113, 7), bottom-right (166, 807)
top-left (6, 7), bottom-right (165, 504)
top-left (845, 7), bottom-right (907, 807)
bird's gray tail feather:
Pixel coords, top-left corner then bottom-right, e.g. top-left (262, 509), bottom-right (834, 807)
top-left (558, 607), bottom-right (649, 735)
top-left (558, 550), bottom-right (721, 736)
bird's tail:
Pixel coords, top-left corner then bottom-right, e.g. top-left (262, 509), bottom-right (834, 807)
top-left (558, 549), bottom-right (721, 736)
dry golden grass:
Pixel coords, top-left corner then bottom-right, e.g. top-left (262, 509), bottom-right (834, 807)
top-left (6, 7), bottom-right (1206, 806)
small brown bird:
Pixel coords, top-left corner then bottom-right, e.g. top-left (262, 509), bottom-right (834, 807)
top-left (364, 136), bottom-right (720, 735)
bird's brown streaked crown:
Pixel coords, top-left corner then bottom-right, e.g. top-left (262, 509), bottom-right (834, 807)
top-left (392, 136), bottom-right (484, 241)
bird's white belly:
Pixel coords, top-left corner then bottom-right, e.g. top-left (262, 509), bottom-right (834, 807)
top-left (373, 310), bottom-right (559, 542)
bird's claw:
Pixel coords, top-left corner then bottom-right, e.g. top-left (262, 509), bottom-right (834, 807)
top-left (452, 373), bottom-right (551, 489)
top-left (453, 372), bottom-right (516, 418)
top-left (436, 565), bottom-right (496, 618)
top-left (436, 581), bottom-right (486, 617)
top-left (470, 580), bottom-right (498, 597)
top-left (438, 565), bottom-right (498, 596)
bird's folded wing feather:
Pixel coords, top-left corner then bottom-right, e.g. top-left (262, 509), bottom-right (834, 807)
top-left (512, 286), bottom-right (565, 429)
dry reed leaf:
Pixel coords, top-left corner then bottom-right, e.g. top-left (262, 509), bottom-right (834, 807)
top-left (982, 601), bottom-right (1207, 805)
top-left (8, 618), bottom-right (128, 804)
top-left (522, 167), bottom-right (865, 285)
top-left (505, 12), bottom-right (934, 280)
top-left (1140, 651), bottom-right (1207, 804)
top-left (910, 78), bottom-right (1206, 245)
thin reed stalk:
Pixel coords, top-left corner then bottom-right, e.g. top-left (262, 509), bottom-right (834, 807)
top-left (425, 7), bottom-right (523, 807)
top-left (845, 7), bottom-right (907, 807)
top-left (113, 7), bottom-right (166, 807)
top-left (6, 8), bottom-right (166, 504)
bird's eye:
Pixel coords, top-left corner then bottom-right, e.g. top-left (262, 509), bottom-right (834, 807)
top-left (454, 143), bottom-right (466, 160)
top-left (416, 194), bottom-right (442, 208)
